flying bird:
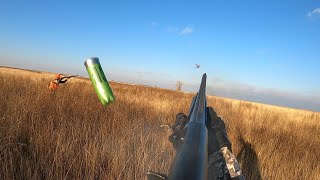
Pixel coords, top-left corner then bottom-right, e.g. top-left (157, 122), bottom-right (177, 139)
top-left (195, 64), bottom-right (200, 68)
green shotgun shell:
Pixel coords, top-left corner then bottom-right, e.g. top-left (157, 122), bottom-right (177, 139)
top-left (84, 57), bottom-right (115, 106)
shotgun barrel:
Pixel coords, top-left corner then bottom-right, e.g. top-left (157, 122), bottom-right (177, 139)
top-left (168, 73), bottom-right (208, 180)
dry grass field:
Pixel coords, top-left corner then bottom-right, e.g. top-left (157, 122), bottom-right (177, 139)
top-left (0, 67), bottom-right (320, 179)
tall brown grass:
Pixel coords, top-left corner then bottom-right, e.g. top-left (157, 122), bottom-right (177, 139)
top-left (0, 71), bottom-right (319, 179)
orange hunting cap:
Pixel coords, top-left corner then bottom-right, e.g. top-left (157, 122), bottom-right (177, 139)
top-left (55, 74), bottom-right (62, 79)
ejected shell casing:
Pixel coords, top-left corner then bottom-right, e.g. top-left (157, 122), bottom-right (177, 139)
top-left (84, 57), bottom-right (115, 106)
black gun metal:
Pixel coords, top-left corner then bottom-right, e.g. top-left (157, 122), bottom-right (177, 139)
top-left (168, 73), bottom-right (208, 180)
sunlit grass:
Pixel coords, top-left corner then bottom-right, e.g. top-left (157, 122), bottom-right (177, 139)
top-left (0, 70), bottom-right (319, 179)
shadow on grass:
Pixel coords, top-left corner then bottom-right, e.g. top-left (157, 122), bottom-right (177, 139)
top-left (237, 137), bottom-right (262, 180)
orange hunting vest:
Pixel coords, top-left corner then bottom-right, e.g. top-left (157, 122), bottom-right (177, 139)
top-left (49, 81), bottom-right (59, 90)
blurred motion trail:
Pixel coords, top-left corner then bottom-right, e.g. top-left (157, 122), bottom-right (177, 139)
top-left (0, 68), bottom-right (320, 179)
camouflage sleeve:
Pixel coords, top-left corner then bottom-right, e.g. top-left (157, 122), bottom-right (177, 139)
top-left (207, 107), bottom-right (245, 180)
top-left (208, 150), bottom-right (231, 180)
top-left (208, 147), bottom-right (245, 180)
top-left (221, 147), bottom-right (245, 180)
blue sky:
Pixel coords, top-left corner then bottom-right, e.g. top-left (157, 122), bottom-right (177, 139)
top-left (1, 0), bottom-right (320, 111)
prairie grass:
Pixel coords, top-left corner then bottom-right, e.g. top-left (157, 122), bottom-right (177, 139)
top-left (0, 70), bottom-right (319, 179)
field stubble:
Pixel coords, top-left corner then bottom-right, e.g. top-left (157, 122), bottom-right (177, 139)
top-left (0, 72), bottom-right (319, 179)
